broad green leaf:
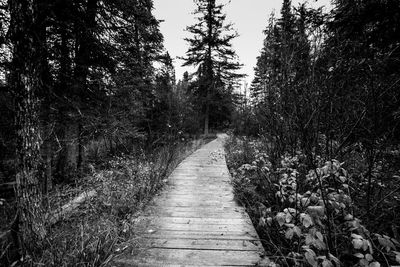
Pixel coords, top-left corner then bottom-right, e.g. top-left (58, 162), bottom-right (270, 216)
top-left (344, 214), bottom-right (353, 220)
top-left (322, 259), bottom-right (334, 267)
top-left (314, 238), bottom-right (327, 250)
top-left (353, 238), bottom-right (363, 249)
top-left (362, 239), bottom-right (369, 251)
top-left (301, 197), bottom-right (310, 207)
top-left (276, 212), bottom-right (285, 227)
top-left (293, 226), bottom-right (302, 237)
top-left (395, 253), bottom-right (400, 263)
top-left (285, 228), bottom-right (294, 239)
top-left (307, 206), bottom-right (325, 217)
top-left (359, 259), bottom-right (369, 267)
top-left (329, 253), bottom-right (341, 266)
top-left (351, 233), bottom-right (363, 239)
top-left (305, 249), bottom-right (318, 267)
top-left (369, 262), bottom-right (380, 267)
top-left (285, 212), bottom-right (293, 223)
top-left (301, 213), bottom-right (313, 228)
top-left (354, 253), bottom-right (364, 258)
top-left (305, 234), bottom-right (314, 245)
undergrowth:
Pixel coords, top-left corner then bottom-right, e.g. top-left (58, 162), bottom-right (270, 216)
top-left (225, 135), bottom-right (400, 267)
top-left (1, 138), bottom-right (211, 266)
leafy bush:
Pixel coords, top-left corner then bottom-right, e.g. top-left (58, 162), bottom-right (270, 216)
top-left (225, 136), bottom-right (400, 267)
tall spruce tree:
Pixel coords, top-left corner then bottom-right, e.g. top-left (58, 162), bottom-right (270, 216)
top-left (182, 0), bottom-right (243, 134)
top-left (9, 0), bottom-right (47, 253)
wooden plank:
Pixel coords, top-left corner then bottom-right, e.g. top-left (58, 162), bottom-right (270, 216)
top-left (113, 248), bottom-right (262, 266)
top-left (141, 211), bottom-right (247, 219)
top-left (167, 185), bottom-right (232, 189)
top-left (170, 178), bottom-right (227, 182)
top-left (160, 199), bottom-right (237, 204)
top-left (134, 222), bottom-right (255, 233)
top-left (157, 193), bottom-right (235, 199)
top-left (165, 189), bottom-right (234, 194)
top-left (157, 200), bottom-right (237, 205)
top-left (141, 231), bottom-right (259, 241)
top-left (133, 238), bottom-right (263, 251)
top-left (155, 197), bottom-right (236, 203)
top-left (163, 194), bottom-right (234, 199)
top-left (135, 217), bottom-right (252, 225)
top-left (144, 205), bottom-right (241, 212)
top-left (148, 202), bottom-right (238, 208)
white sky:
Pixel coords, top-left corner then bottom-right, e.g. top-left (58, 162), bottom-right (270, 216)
top-left (153, 0), bottom-right (331, 87)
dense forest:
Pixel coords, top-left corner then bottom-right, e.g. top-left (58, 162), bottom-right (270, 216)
top-left (0, 0), bottom-right (400, 266)
top-left (226, 0), bottom-right (400, 266)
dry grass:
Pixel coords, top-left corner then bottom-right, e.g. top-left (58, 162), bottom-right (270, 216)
top-left (1, 137), bottom-right (213, 266)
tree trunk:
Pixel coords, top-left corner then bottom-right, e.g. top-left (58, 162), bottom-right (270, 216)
top-left (71, 0), bottom-right (98, 174)
top-left (56, 18), bottom-right (78, 181)
top-left (43, 134), bottom-right (53, 192)
top-left (63, 121), bottom-right (79, 181)
top-left (204, 1), bottom-right (213, 136)
top-left (204, 99), bottom-right (210, 135)
top-left (77, 122), bottom-right (85, 174)
top-left (37, 0), bottom-right (53, 194)
top-left (9, 0), bottom-right (47, 253)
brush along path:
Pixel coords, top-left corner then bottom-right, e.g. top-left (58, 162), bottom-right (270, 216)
top-left (112, 134), bottom-right (264, 266)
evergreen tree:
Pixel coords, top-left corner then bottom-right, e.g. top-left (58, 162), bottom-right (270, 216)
top-left (111, 0), bottom-right (164, 143)
top-left (250, 0), bottom-right (323, 160)
top-left (182, 0), bottom-right (243, 134)
top-left (9, 0), bottom-right (47, 253)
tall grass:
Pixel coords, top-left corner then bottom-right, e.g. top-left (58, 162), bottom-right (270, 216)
top-left (1, 138), bottom-right (210, 266)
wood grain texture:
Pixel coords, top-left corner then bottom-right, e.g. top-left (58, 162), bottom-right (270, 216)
top-left (111, 134), bottom-right (264, 266)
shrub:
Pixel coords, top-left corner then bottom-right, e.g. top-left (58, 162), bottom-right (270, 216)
top-left (225, 135), bottom-right (400, 267)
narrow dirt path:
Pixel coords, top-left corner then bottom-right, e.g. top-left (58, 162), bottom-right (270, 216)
top-left (112, 134), bottom-right (264, 266)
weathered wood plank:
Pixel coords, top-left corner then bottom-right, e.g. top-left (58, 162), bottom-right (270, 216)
top-left (160, 194), bottom-right (234, 199)
top-left (141, 211), bottom-right (247, 219)
top-left (113, 248), bottom-right (262, 266)
top-left (135, 217), bottom-right (252, 225)
top-left (141, 231), bottom-right (259, 241)
top-left (135, 222), bottom-right (255, 233)
top-left (134, 238), bottom-right (263, 251)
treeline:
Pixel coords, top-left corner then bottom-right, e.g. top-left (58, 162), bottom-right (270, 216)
top-left (234, 0), bottom-right (400, 166)
top-left (0, 0), bottom-right (200, 188)
top-left (0, 0), bottom-right (243, 259)
top-left (0, 0), bottom-right (197, 255)
top-left (227, 1), bottom-right (400, 265)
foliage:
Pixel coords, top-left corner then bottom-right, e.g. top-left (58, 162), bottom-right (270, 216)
top-left (225, 135), bottom-right (400, 267)
top-left (0, 0), bottom-right (208, 259)
top-left (182, 0), bottom-right (244, 133)
top-left (235, 0), bottom-right (400, 169)
top-left (228, 3), bottom-right (400, 265)
top-left (0, 138), bottom-right (207, 266)
top-left (0, 0), bottom-right (201, 186)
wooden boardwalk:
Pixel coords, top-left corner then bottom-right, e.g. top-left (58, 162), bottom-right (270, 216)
top-left (112, 134), bottom-right (264, 266)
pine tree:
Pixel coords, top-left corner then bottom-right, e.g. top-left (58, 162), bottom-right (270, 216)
top-left (111, 0), bottom-right (164, 143)
top-left (251, 13), bottom-right (278, 102)
top-left (182, 0), bottom-right (243, 134)
top-left (9, 0), bottom-right (47, 253)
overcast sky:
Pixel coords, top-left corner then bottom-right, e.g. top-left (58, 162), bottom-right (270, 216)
top-left (153, 0), bottom-right (331, 86)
